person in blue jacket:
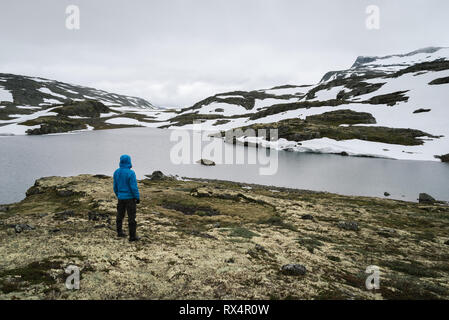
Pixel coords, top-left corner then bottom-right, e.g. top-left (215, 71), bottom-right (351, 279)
top-left (113, 154), bottom-right (140, 241)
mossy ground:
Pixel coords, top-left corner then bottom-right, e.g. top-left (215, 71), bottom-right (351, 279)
top-left (1, 174), bottom-right (448, 300)
top-left (226, 111), bottom-right (436, 146)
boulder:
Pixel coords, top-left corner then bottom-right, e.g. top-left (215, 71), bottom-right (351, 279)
top-left (14, 224), bottom-right (35, 233)
top-left (0, 205), bottom-right (9, 212)
top-left (196, 159), bottom-right (216, 166)
top-left (280, 264), bottom-right (307, 276)
top-left (338, 221), bottom-right (359, 231)
top-left (145, 170), bottom-right (175, 181)
top-left (419, 193), bottom-right (436, 204)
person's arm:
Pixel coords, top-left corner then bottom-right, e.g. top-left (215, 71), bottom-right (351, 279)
top-left (113, 172), bottom-right (118, 197)
top-left (129, 171), bottom-right (140, 201)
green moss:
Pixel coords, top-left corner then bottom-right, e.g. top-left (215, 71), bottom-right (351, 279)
top-left (0, 258), bottom-right (63, 293)
top-left (161, 198), bottom-right (219, 216)
top-left (296, 237), bottom-right (324, 253)
top-left (53, 100), bottom-right (110, 118)
top-left (380, 275), bottom-right (440, 300)
top-left (22, 116), bottom-right (87, 135)
top-left (229, 227), bottom-right (259, 239)
top-left (306, 109), bottom-right (376, 126)
top-left (227, 116), bottom-right (435, 146)
top-left (315, 288), bottom-right (350, 300)
top-left (257, 215), bottom-right (298, 232)
top-left (382, 260), bottom-right (440, 278)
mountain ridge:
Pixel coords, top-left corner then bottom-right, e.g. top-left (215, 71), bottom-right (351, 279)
top-left (159, 47), bottom-right (449, 162)
top-left (0, 73), bottom-right (155, 109)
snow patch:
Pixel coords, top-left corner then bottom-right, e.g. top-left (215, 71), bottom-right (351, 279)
top-left (38, 87), bottom-right (68, 100)
top-left (0, 86), bottom-right (14, 102)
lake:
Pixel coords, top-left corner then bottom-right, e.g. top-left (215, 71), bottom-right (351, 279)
top-left (1, 127), bottom-right (448, 204)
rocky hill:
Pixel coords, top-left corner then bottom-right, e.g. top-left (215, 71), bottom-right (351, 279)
top-left (159, 47), bottom-right (449, 162)
top-left (0, 74), bottom-right (177, 135)
top-left (1, 173), bottom-right (448, 299)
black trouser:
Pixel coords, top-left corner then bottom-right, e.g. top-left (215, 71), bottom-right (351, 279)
top-left (117, 199), bottom-right (137, 238)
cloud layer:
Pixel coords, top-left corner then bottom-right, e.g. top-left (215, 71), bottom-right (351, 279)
top-left (1, 0), bottom-right (448, 107)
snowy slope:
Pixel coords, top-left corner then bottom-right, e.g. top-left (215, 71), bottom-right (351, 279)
top-left (320, 46), bottom-right (449, 82)
top-left (0, 73), bottom-right (172, 135)
top-left (163, 47), bottom-right (449, 162)
top-left (0, 73), bottom-right (156, 109)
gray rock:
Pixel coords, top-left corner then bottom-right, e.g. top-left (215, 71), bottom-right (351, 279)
top-left (14, 224), bottom-right (35, 233)
top-left (0, 205), bottom-right (9, 212)
top-left (145, 170), bottom-right (175, 181)
top-left (88, 211), bottom-right (109, 221)
top-left (196, 159), bottom-right (216, 166)
top-left (57, 189), bottom-right (75, 197)
top-left (14, 225), bottom-right (22, 233)
top-left (338, 221), bottom-right (359, 231)
top-left (419, 193), bottom-right (436, 204)
top-left (281, 264), bottom-right (307, 276)
top-left (146, 170), bottom-right (165, 180)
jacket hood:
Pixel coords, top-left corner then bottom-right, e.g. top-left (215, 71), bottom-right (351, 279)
top-left (119, 154), bottom-right (132, 169)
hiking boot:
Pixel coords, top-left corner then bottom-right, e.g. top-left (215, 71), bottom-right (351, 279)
top-left (129, 236), bottom-right (141, 242)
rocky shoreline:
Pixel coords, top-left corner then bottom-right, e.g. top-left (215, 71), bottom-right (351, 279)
top-left (1, 173), bottom-right (449, 299)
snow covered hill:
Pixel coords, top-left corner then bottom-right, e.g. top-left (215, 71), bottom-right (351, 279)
top-left (0, 74), bottom-right (177, 135)
top-left (0, 73), bottom-right (155, 109)
top-left (162, 47), bottom-right (449, 162)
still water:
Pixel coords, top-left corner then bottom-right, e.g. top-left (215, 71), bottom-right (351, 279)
top-left (1, 127), bottom-right (448, 204)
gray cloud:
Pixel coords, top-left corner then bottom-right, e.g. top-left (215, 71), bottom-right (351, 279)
top-left (1, 0), bottom-right (448, 107)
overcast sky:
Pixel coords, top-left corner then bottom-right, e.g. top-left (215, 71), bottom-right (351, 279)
top-left (1, 0), bottom-right (448, 108)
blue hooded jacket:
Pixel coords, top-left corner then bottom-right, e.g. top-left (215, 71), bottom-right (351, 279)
top-left (113, 155), bottom-right (140, 200)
